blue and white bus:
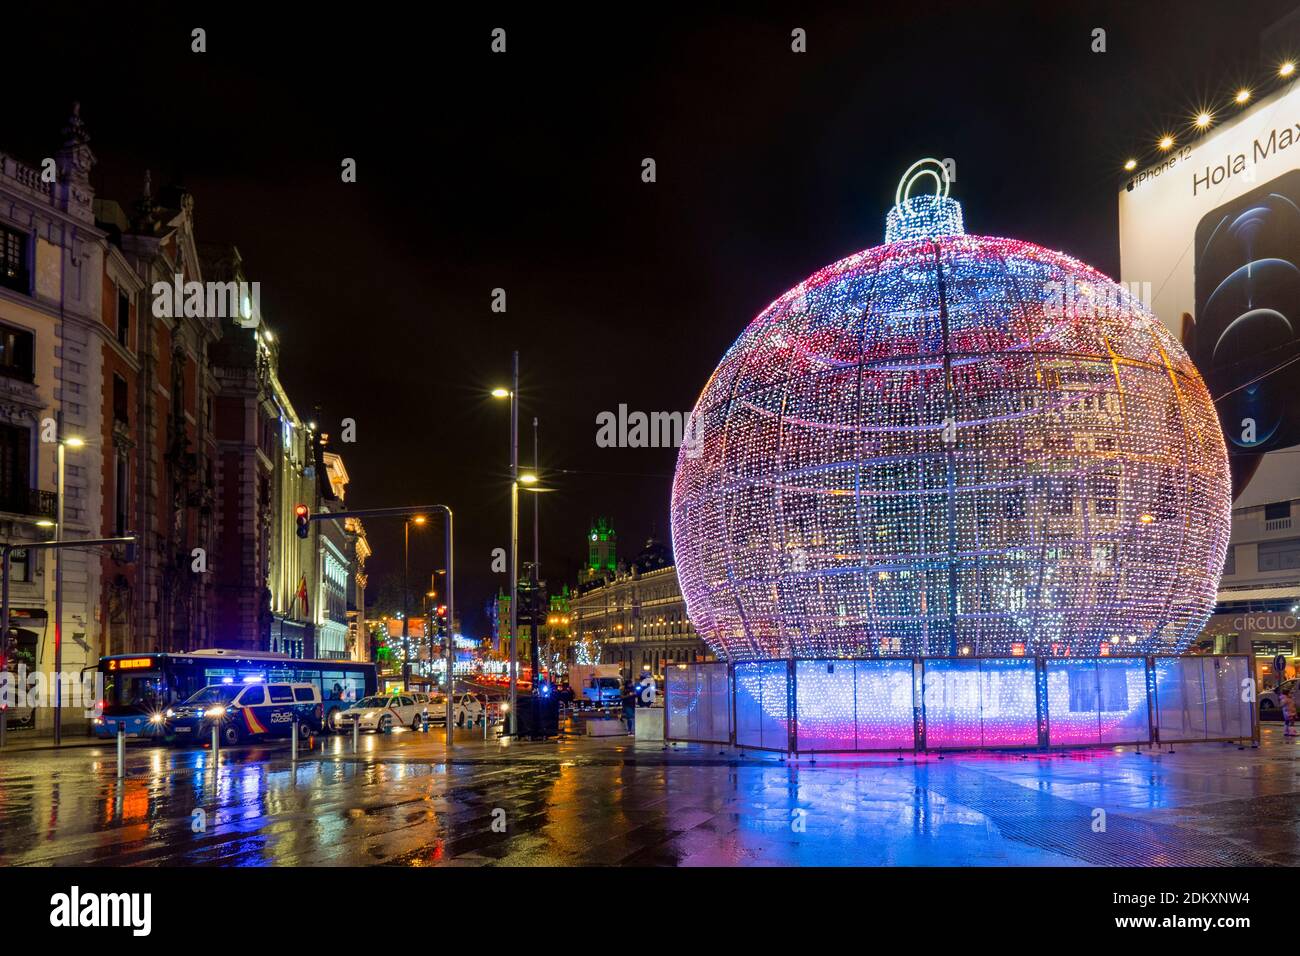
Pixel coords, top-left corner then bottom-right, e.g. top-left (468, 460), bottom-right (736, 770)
top-left (91, 649), bottom-right (377, 739)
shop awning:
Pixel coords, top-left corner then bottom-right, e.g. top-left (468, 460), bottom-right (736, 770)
top-left (1215, 585), bottom-right (1300, 604)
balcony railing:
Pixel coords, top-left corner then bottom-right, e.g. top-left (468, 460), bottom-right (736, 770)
top-left (0, 488), bottom-right (57, 519)
top-left (1265, 517), bottom-right (1292, 532)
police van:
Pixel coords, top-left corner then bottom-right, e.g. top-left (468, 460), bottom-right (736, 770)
top-left (167, 680), bottom-right (323, 745)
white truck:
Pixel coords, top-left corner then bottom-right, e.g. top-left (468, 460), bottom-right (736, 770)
top-left (567, 664), bottom-right (623, 708)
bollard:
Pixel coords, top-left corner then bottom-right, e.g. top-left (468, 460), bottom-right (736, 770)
top-left (291, 720), bottom-right (298, 763)
top-left (352, 717), bottom-right (359, 751)
top-left (211, 721), bottom-right (219, 757)
top-left (0, 706), bottom-right (6, 749)
top-left (116, 724), bottom-right (125, 779)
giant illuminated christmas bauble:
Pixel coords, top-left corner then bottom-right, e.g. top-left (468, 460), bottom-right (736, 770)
top-left (671, 160), bottom-right (1231, 662)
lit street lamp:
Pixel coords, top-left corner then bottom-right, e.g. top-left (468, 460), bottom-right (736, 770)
top-left (403, 514), bottom-right (427, 691)
top-left (492, 352), bottom-right (520, 733)
top-left (52, 432), bottom-right (84, 746)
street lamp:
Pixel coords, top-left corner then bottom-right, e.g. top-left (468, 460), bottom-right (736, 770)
top-left (53, 431), bottom-right (84, 746)
top-left (403, 514), bottom-right (427, 691)
top-left (519, 416), bottom-right (554, 695)
top-left (492, 352), bottom-right (520, 734)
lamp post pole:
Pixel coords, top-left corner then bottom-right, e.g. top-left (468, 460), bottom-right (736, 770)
top-left (53, 438), bottom-right (65, 746)
top-left (530, 417), bottom-right (540, 687)
top-left (508, 351), bottom-right (519, 735)
top-left (403, 518), bottom-right (411, 692)
top-left (442, 508), bottom-right (454, 748)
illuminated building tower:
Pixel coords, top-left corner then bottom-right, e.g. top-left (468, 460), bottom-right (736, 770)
top-left (583, 517), bottom-right (617, 583)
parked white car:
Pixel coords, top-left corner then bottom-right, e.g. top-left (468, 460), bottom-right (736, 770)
top-left (454, 693), bottom-right (504, 728)
top-left (335, 693), bottom-right (427, 733)
top-left (1258, 680), bottom-right (1293, 720)
top-left (421, 693), bottom-right (449, 725)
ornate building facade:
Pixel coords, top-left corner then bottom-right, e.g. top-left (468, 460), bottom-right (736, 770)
top-left (206, 242), bottom-right (273, 652)
top-left (316, 449), bottom-right (352, 659)
top-left (0, 107), bottom-right (368, 721)
top-left (568, 532), bottom-right (714, 677)
top-left (0, 106), bottom-right (104, 713)
top-left (105, 173), bottom-right (220, 656)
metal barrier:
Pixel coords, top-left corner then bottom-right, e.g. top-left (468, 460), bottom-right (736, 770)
top-left (666, 654), bottom-right (1257, 754)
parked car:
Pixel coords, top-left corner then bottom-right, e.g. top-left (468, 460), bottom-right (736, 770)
top-left (1258, 680), bottom-right (1293, 720)
top-left (454, 692), bottom-right (504, 727)
top-left (422, 694), bottom-right (449, 725)
top-left (168, 681), bottom-right (323, 746)
top-left (335, 693), bottom-right (427, 733)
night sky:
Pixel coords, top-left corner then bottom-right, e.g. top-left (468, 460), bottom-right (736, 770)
top-left (6, 1), bottom-right (1296, 634)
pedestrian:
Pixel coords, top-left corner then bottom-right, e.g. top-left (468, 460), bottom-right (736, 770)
top-left (1283, 687), bottom-right (1297, 738)
top-left (621, 681), bottom-right (636, 736)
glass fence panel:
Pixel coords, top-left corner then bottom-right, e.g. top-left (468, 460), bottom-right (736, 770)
top-left (794, 660), bottom-right (857, 751)
top-left (1046, 659), bottom-right (1102, 746)
top-left (733, 662), bottom-right (763, 749)
top-left (666, 665), bottom-right (693, 740)
top-left (922, 659), bottom-right (983, 748)
top-left (734, 661), bottom-right (788, 750)
top-left (1203, 655), bottom-right (1253, 741)
top-left (1154, 656), bottom-right (1208, 742)
top-left (705, 662), bottom-right (733, 743)
top-left (1097, 657), bottom-right (1151, 744)
top-left (855, 659), bottom-right (917, 750)
top-left (978, 658), bottom-right (1039, 747)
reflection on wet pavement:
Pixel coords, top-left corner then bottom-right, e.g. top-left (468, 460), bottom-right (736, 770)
top-left (0, 726), bottom-right (1290, 866)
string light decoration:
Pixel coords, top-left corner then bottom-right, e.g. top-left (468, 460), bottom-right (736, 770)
top-left (671, 159), bottom-right (1231, 663)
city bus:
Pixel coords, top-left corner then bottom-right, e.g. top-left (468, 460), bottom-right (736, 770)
top-left (91, 649), bottom-right (377, 739)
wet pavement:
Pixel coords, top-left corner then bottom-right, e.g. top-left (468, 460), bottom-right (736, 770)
top-left (0, 723), bottom-right (1294, 866)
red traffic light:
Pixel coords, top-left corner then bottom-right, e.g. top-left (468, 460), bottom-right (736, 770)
top-left (294, 504), bottom-right (309, 518)
top-left (295, 504), bottom-right (310, 539)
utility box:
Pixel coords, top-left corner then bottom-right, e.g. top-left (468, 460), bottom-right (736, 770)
top-left (514, 695), bottom-right (560, 738)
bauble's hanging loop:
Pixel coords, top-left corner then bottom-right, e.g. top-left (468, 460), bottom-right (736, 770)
top-left (895, 157), bottom-right (951, 208)
top-left (885, 157), bottom-right (965, 242)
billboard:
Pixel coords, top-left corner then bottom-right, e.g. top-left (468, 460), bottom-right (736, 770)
top-left (1119, 80), bottom-right (1300, 504)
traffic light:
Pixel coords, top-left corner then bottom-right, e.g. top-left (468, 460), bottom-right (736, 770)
top-left (295, 504), bottom-right (310, 539)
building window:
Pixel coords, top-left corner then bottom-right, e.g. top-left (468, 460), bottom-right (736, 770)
top-left (1092, 475), bottom-right (1118, 516)
top-left (0, 226), bottom-right (29, 295)
top-left (0, 324), bottom-right (34, 382)
top-left (112, 373), bottom-right (129, 425)
top-left (0, 424), bottom-right (31, 512)
top-left (1223, 544), bottom-right (1236, 576)
top-left (10, 547), bottom-right (30, 583)
top-left (114, 452), bottom-right (129, 536)
top-left (1258, 538), bottom-right (1300, 572)
top-left (1265, 501), bottom-right (1291, 521)
top-left (117, 289), bottom-right (130, 347)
